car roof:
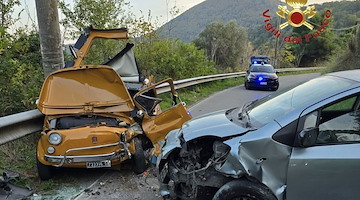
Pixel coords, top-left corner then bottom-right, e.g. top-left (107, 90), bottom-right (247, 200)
top-left (327, 69), bottom-right (360, 83)
top-left (251, 55), bottom-right (269, 60)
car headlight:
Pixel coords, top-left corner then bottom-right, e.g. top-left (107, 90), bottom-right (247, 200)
top-left (47, 146), bottom-right (55, 154)
top-left (48, 132), bottom-right (62, 145)
top-left (249, 74), bottom-right (256, 79)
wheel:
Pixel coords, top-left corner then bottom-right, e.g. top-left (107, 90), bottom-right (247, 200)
top-left (37, 157), bottom-right (53, 180)
top-left (244, 81), bottom-right (250, 90)
top-left (271, 84), bottom-right (279, 91)
top-left (132, 137), bottom-right (147, 174)
top-left (270, 86), bottom-right (278, 91)
top-left (212, 179), bottom-right (277, 200)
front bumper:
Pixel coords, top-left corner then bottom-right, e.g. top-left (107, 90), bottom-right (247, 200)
top-left (44, 141), bottom-right (130, 167)
top-left (247, 79), bottom-right (279, 88)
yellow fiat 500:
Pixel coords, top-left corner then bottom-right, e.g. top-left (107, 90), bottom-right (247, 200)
top-left (36, 27), bottom-right (191, 180)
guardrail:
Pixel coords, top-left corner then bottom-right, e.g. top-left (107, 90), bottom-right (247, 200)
top-left (0, 67), bottom-right (323, 145)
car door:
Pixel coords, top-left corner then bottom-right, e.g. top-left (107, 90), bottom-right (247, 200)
top-left (286, 94), bottom-right (360, 200)
top-left (133, 78), bottom-right (192, 155)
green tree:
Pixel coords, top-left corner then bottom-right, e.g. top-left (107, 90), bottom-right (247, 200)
top-left (193, 20), bottom-right (247, 71)
top-left (135, 39), bottom-right (216, 81)
top-left (58, 0), bottom-right (131, 39)
top-left (0, 1), bottom-right (43, 116)
top-left (0, 30), bottom-right (43, 116)
top-left (0, 0), bottom-right (20, 28)
top-left (58, 0), bottom-right (217, 81)
top-left (287, 10), bottom-right (339, 66)
top-left (330, 24), bottom-right (360, 72)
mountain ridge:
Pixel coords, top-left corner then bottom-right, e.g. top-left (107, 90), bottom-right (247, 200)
top-left (159, 0), bottom-right (360, 44)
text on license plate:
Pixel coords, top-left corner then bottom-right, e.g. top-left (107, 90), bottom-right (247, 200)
top-left (260, 82), bottom-right (267, 85)
top-left (86, 160), bottom-right (111, 168)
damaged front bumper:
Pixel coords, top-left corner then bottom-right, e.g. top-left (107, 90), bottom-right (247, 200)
top-left (44, 141), bottom-right (130, 167)
top-left (157, 119), bottom-right (290, 200)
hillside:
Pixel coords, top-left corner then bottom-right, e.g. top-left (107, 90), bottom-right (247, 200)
top-left (159, 0), bottom-right (360, 44)
top-left (159, 0), bottom-right (280, 43)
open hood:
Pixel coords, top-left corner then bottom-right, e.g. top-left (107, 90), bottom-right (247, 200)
top-left (37, 66), bottom-right (135, 115)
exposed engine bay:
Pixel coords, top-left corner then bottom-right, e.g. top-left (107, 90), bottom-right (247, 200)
top-left (159, 138), bottom-right (233, 199)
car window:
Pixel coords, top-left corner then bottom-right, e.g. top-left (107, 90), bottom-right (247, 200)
top-left (315, 96), bottom-right (360, 144)
top-left (246, 76), bottom-right (354, 128)
top-left (250, 65), bottom-right (274, 73)
top-left (323, 97), bottom-right (356, 111)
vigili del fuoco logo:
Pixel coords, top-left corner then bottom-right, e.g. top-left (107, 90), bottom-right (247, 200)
top-left (262, 0), bottom-right (332, 44)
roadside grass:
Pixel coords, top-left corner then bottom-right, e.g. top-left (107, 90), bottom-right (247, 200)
top-left (0, 69), bottom-right (322, 193)
top-left (0, 133), bottom-right (79, 195)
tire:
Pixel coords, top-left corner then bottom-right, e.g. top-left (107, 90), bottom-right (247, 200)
top-left (132, 137), bottom-right (147, 174)
top-left (244, 81), bottom-right (250, 90)
top-left (37, 157), bottom-right (53, 180)
top-left (212, 179), bottom-right (277, 200)
top-left (270, 86), bottom-right (278, 91)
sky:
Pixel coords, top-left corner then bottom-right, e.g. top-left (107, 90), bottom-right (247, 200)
top-left (14, 0), bottom-right (349, 30)
top-left (127, 0), bottom-right (343, 26)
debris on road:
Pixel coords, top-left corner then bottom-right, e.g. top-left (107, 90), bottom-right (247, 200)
top-left (0, 170), bottom-right (33, 200)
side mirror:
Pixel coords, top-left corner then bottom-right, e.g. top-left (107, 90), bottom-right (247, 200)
top-left (298, 127), bottom-right (319, 147)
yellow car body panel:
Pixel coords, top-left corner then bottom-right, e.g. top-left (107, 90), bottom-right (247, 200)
top-left (36, 27), bottom-right (191, 179)
top-left (37, 125), bottom-right (135, 168)
top-left (37, 65), bottom-right (135, 115)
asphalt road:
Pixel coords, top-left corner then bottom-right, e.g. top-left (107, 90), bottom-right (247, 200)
top-left (30, 73), bottom-right (321, 200)
top-left (189, 73), bottom-right (321, 117)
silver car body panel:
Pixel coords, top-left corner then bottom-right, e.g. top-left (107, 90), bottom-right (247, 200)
top-left (181, 110), bottom-right (249, 141)
top-left (159, 70), bottom-right (360, 200)
top-left (287, 144), bottom-right (360, 200)
top-left (160, 113), bottom-right (290, 199)
top-left (159, 110), bottom-right (249, 159)
top-left (160, 129), bottom-right (182, 159)
top-left (218, 121), bottom-right (291, 199)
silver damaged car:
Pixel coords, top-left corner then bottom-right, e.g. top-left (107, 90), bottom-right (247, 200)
top-left (157, 70), bottom-right (360, 200)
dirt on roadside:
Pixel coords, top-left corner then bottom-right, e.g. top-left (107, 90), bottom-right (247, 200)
top-left (72, 167), bottom-right (162, 200)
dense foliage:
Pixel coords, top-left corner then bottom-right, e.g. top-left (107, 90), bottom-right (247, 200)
top-left (161, 0), bottom-right (360, 68)
top-left (329, 24), bottom-right (360, 72)
top-left (0, 0), bottom-right (43, 116)
top-left (135, 39), bottom-right (216, 81)
top-left (0, 0), bottom-right (216, 116)
top-left (193, 21), bottom-right (247, 71)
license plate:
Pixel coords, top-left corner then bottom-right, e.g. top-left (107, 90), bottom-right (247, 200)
top-left (260, 82), bottom-right (267, 85)
top-left (86, 160), bottom-right (111, 168)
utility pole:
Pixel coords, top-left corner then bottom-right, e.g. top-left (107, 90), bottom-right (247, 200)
top-left (35, 0), bottom-right (64, 78)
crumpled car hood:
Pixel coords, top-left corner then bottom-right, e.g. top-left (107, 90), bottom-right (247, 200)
top-left (37, 65), bottom-right (135, 115)
top-left (181, 110), bottom-right (249, 141)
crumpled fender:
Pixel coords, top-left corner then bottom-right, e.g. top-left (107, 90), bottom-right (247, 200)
top-left (158, 128), bottom-right (182, 160)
